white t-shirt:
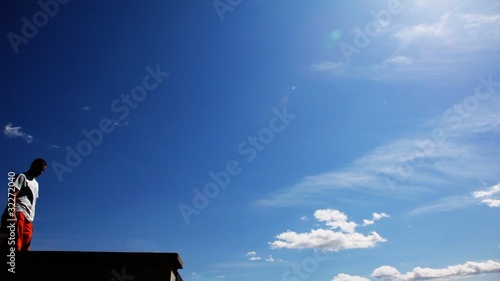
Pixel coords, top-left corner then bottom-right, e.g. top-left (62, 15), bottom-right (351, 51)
top-left (14, 173), bottom-right (39, 222)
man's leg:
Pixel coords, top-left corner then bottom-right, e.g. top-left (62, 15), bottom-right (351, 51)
top-left (15, 212), bottom-right (33, 251)
top-left (22, 220), bottom-right (33, 251)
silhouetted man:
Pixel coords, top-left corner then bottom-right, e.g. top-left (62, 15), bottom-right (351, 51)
top-left (0, 158), bottom-right (47, 251)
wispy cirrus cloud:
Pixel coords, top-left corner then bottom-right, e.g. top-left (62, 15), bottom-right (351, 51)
top-left (312, 3), bottom-right (500, 82)
top-left (370, 9), bottom-right (500, 81)
top-left (3, 123), bottom-right (33, 143)
top-left (407, 195), bottom-right (478, 216)
top-left (257, 83), bottom-right (500, 212)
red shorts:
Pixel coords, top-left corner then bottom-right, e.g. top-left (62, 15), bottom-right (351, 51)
top-left (15, 212), bottom-right (33, 251)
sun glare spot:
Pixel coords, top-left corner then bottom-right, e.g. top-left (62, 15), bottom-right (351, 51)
top-left (330, 30), bottom-right (342, 40)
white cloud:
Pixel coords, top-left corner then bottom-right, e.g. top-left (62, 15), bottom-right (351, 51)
top-left (311, 61), bottom-right (345, 75)
top-left (315, 209), bottom-right (358, 234)
top-left (333, 273), bottom-right (371, 281)
top-left (258, 134), bottom-right (498, 207)
top-left (3, 123), bottom-right (33, 143)
top-left (480, 199), bottom-right (500, 207)
top-left (394, 13), bottom-right (449, 42)
top-left (269, 209), bottom-right (387, 251)
top-left (362, 213), bottom-right (390, 226)
top-left (245, 251), bottom-right (283, 263)
top-left (473, 183), bottom-right (500, 198)
top-left (257, 92), bottom-right (500, 211)
top-left (312, 5), bottom-right (500, 82)
top-left (246, 251), bottom-right (261, 261)
top-left (408, 195), bottom-right (477, 216)
top-left (265, 255), bottom-right (274, 262)
top-left (473, 183), bottom-right (500, 207)
top-left (371, 260), bottom-right (500, 280)
top-left (384, 56), bottom-right (413, 65)
top-left (375, 9), bottom-right (500, 81)
top-left (460, 13), bottom-right (500, 29)
top-left (270, 229), bottom-right (385, 252)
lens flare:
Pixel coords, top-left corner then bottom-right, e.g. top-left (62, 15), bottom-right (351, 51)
top-left (330, 30), bottom-right (342, 40)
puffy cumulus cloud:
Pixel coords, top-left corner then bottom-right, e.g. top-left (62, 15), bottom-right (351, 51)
top-left (333, 273), bottom-right (371, 281)
top-left (479, 199), bottom-right (500, 207)
top-left (473, 183), bottom-right (500, 207)
top-left (3, 123), bottom-right (33, 143)
top-left (363, 213), bottom-right (391, 226)
top-left (246, 251), bottom-right (261, 261)
top-left (270, 229), bottom-right (385, 251)
top-left (372, 265), bottom-right (408, 280)
top-left (371, 260), bottom-right (500, 280)
top-left (269, 209), bottom-right (389, 251)
top-left (315, 209), bottom-right (358, 234)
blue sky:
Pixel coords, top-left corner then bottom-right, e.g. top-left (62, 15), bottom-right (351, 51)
top-left (1, 0), bottom-right (500, 280)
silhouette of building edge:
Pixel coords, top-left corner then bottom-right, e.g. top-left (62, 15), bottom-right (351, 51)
top-left (3, 250), bottom-right (183, 281)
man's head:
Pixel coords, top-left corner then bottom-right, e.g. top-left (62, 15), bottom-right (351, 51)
top-left (29, 158), bottom-right (47, 177)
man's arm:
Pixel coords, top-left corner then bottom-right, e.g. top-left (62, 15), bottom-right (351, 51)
top-left (6, 189), bottom-right (19, 220)
top-left (6, 174), bottom-right (24, 220)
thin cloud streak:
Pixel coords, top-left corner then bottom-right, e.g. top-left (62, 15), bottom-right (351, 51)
top-left (312, 5), bottom-right (500, 82)
top-left (407, 195), bottom-right (478, 216)
top-left (3, 123), bottom-right (34, 143)
top-left (257, 87), bottom-right (500, 209)
top-left (335, 259), bottom-right (500, 281)
top-left (333, 274), bottom-right (371, 281)
top-left (371, 260), bottom-right (500, 280)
